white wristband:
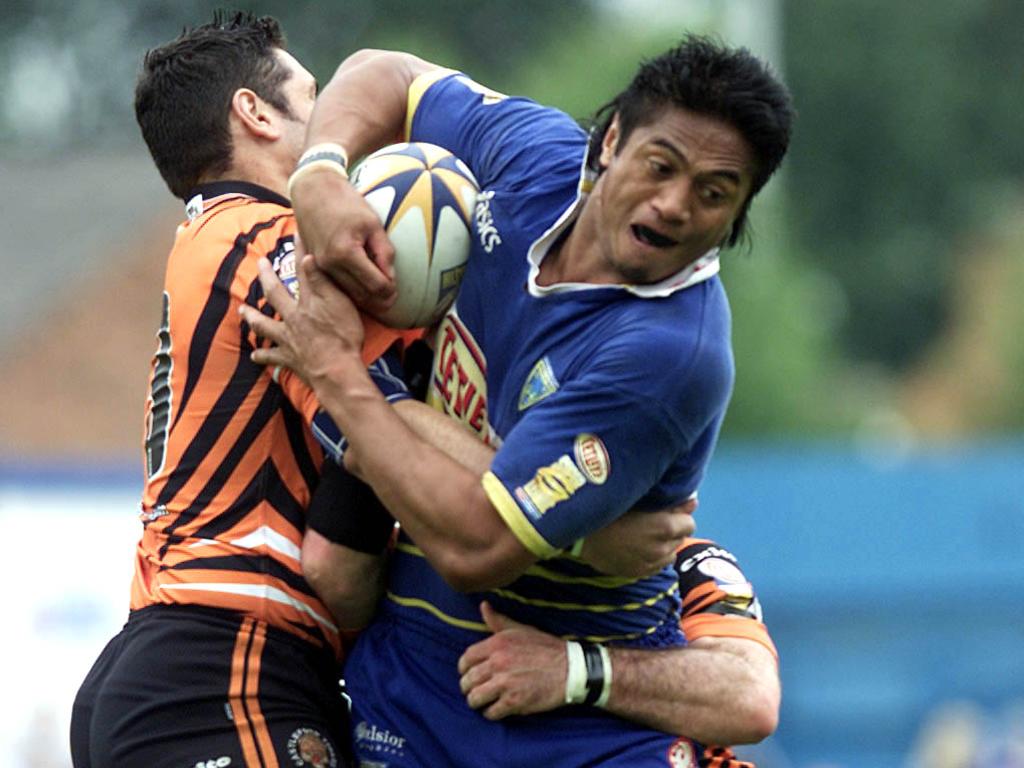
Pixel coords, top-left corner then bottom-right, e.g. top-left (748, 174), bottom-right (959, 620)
top-left (564, 640), bottom-right (588, 704)
top-left (298, 142), bottom-right (350, 170)
top-left (287, 142), bottom-right (350, 199)
top-left (595, 644), bottom-right (613, 708)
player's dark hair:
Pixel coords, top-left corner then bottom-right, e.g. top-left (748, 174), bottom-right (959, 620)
top-left (586, 34), bottom-right (794, 247)
top-left (135, 12), bottom-right (294, 199)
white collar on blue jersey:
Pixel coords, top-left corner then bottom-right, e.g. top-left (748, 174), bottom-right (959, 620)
top-left (526, 154), bottom-right (721, 299)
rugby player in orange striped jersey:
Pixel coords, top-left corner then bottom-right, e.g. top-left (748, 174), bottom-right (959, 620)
top-left (69, 14), bottom-right (423, 768)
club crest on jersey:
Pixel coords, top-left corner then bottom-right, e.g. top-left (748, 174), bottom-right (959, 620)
top-left (286, 727), bottom-right (337, 767)
top-left (272, 239), bottom-right (299, 298)
top-left (518, 356), bottom-right (559, 411)
top-left (428, 314), bottom-right (490, 440)
top-left (667, 739), bottom-right (697, 768)
top-left (574, 433), bottom-right (610, 485)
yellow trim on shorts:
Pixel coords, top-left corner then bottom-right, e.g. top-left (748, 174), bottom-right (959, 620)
top-left (405, 68), bottom-right (460, 140)
top-left (482, 471), bottom-right (558, 559)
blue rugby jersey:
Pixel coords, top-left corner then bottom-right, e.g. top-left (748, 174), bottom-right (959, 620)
top-left (384, 71), bottom-right (734, 647)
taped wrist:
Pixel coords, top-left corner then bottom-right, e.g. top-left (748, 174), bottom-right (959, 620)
top-left (287, 142), bottom-right (349, 198)
top-left (564, 641), bottom-right (612, 707)
top-left (308, 460), bottom-right (394, 554)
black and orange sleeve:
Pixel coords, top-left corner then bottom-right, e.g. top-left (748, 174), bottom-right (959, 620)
top-left (675, 538), bottom-right (778, 661)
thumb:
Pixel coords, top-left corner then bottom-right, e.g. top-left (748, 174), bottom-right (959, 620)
top-left (480, 601), bottom-right (525, 633)
top-left (299, 253), bottom-right (335, 297)
top-left (367, 227), bottom-right (396, 282)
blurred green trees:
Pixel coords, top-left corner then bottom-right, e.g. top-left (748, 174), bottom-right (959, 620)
top-left (782, 0), bottom-right (1024, 370)
top-left (2, 0), bottom-right (1021, 436)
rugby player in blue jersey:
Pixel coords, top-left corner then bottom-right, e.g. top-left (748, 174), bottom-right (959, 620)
top-left (244, 35), bottom-right (792, 767)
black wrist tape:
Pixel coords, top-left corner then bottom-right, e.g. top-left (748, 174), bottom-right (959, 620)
top-left (581, 642), bottom-right (606, 706)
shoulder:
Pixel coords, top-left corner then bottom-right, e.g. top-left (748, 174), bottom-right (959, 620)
top-left (592, 281), bottom-right (734, 404)
top-left (170, 200), bottom-right (295, 288)
top-left (411, 71), bottom-right (587, 194)
top-left (181, 199), bottom-right (293, 250)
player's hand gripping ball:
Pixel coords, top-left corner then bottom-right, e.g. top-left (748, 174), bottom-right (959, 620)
top-left (351, 142), bottom-right (479, 329)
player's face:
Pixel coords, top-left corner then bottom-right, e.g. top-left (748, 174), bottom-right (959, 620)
top-left (594, 107), bottom-right (754, 284)
top-left (273, 49), bottom-right (318, 166)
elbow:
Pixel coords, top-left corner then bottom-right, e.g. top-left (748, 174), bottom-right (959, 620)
top-left (422, 498), bottom-right (533, 592)
top-left (430, 534), bottom-right (529, 593)
top-left (332, 48), bottom-right (423, 83)
top-left (727, 679), bottom-right (780, 744)
top-left (432, 549), bottom-right (513, 593)
top-left (741, 698), bottom-right (779, 743)
top-left (332, 48), bottom-right (391, 74)
top-left (301, 537), bottom-right (384, 630)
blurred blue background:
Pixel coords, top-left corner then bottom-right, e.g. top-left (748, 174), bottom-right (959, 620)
top-left (2, 1), bottom-right (1022, 767)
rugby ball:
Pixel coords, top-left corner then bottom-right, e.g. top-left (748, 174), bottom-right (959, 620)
top-left (352, 142), bottom-right (479, 329)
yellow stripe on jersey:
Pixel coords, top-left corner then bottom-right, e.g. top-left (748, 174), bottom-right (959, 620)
top-left (393, 540), bottom-right (423, 557)
top-left (489, 580), bottom-right (679, 615)
top-left (572, 623), bottom-right (663, 644)
top-left (482, 471), bottom-right (559, 558)
top-left (385, 591), bottom-right (488, 632)
top-left (521, 563), bottom-right (641, 589)
top-left (383, 590), bottom-right (664, 644)
top-left (395, 540), bottom-right (639, 588)
top-left (405, 68), bottom-right (460, 140)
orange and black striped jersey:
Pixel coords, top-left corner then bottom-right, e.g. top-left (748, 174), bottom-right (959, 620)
top-left (130, 181), bottom-right (415, 659)
top-left (676, 537), bottom-right (777, 768)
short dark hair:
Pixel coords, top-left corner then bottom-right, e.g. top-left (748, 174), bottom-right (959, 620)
top-left (587, 34), bottom-right (794, 247)
top-left (135, 12), bottom-right (294, 199)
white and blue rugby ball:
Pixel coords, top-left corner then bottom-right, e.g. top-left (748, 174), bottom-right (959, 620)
top-left (352, 142), bottom-right (479, 329)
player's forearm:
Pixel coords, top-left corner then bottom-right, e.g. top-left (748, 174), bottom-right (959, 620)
top-left (310, 354), bottom-right (530, 590)
top-left (393, 399), bottom-right (494, 475)
top-left (606, 637), bottom-right (779, 744)
top-left (307, 49), bottom-right (439, 158)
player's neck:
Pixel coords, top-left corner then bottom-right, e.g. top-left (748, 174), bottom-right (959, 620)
top-left (538, 198), bottom-right (617, 287)
top-left (209, 146), bottom-right (290, 200)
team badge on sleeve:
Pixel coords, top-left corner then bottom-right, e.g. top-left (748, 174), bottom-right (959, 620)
top-left (518, 356), bottom-right (559, 410)
top-left (573, 433), bottom-right (609, 485)
top-left (516, 454), bottom-right (588, 518)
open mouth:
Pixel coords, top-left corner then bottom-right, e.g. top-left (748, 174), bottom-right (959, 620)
top-left (631, 224), bottom-right (678, 249)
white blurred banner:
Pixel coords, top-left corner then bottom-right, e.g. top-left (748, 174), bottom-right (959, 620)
top-left (0, 484), bottom-right (139, 768)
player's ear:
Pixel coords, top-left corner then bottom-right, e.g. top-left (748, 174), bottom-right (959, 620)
top-left (230, 87), bottom-right (281, 141)
top-left (599, 114), bottom-right (621, 169)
